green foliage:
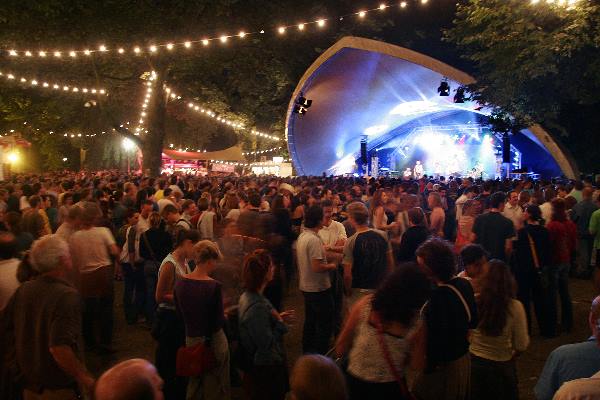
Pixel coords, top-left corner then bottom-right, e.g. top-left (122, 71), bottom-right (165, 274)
top-left (446, 0), bottom-right (600, 129)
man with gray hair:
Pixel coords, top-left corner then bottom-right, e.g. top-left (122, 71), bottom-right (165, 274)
top-left (1, 235), bottom-right (94, 399)
top-left (95, 359), bottom-right (163, 400)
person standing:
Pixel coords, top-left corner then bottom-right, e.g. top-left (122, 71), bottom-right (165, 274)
top-left (336, 265), bottom-right (431, 399)
top-left (119, 210), bottom-right (146, 325)
top-left (590, 193), bottom-right (600, 292)
top-left (427, 192), bottom-right (446, 238)
top-left (0, 233), bottom-right (19, 311)
top-left (238, 250), bottom-right (294, 400)
top-left (69, 202), bottom-right (120, 354)
top-left (571, 187), bottom-right (598, 278)
top-left (395, 208), bottom-right (430, 263)
top-left (2, 235), bottom-right (95, 399)
top-left (175, 240), bottom-right (230, 400)
top-left (502, 190), bottom-right (524, 231)
top-left (471, 192), bottom-right (515, 262)
top-left (413, 238), bottom-right (478, 400)
top-left (319, 199), bottom-right (347, 335)
top-left (343, 202), bottom-right (394, 305)
top-left (154, 229), bottom-right (200, 400)
top-left (546, 198), bottom-right (577, 334)
top-left (296, 205), bottom-right (337, 355)
top-left (469, 260), bottom-right (530, 400)
top-left (514, 205), bottom-right (553, 336)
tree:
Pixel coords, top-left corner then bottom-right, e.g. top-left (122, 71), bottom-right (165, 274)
top-left (1, 0), bottom-right (464, 174)
top-left (446, 0), bottom-right (600, 171)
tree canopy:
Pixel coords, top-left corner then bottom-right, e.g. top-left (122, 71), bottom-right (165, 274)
top-left (0, 0), bottom-right (460, 174)
top-left (446, 0), bottom-right (600, 171)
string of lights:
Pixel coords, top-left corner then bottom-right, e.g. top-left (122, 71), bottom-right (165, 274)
top-left (242, 146), bottom-right (283, 156)
top-left (0, 70), bottom-right (107, 95)
top-left (135, 71), bottom-right (158, 135)
top-left (165, 86), bottom-right (282, 142)
top-left (2, 1), bottom-right (433, 60)
top-left (210, 159), bottom-right (291, 167)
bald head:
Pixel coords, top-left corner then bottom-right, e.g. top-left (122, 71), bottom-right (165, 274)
top-left (291, 355), bottom-right (347, 400)
top-left (95, 359), bottom-right (163, 400)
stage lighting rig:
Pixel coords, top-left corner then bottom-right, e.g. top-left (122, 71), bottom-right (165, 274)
top-left (454, 87), bottom-right (466, 103)
top-left (437, 78), bottom-right (450, 96)
top-left (293, 93), bottom-right (313, 115)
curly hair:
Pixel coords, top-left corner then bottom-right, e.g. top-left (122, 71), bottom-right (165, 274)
top-left (416, 238), bottom-right (456, 282)
top-left (477, 259), bottom-right (516, 337)
top-left (372, 263), bottom-right (431, 325)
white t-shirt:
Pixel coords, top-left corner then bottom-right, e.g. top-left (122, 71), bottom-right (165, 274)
top-left (296, 229), bottom-right (330, 293)
top-left (169, 184), bottom-right (183, 196)
top-left (19, 196), bottom-right (30, 211)
top-left (70, 227), bottom-right (116, 273)
top-left (55, 222), bottom-right (76, 241)
top-left (0, 258), bottom-right (20, 311)
top-left (318, 220), bottom-right (347, 247)
top-left (226, 209), bottom-right (241, 222)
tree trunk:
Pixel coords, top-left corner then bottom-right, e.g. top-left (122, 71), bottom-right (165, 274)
top-left (142, 77), bottom-right (167, 176)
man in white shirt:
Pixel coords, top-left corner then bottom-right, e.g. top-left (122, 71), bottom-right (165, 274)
top-left (137, 200), bottom-right (153, 236)
top-left (503, 190), bottom-right (524, 231)
top-left (540, 187), bottom-right (556, 223)
top-left (455, 187), bottom-right (476, 221)
top-left (297, 204), bottom-right (337, 355)
top-left (318, 199), bottom-right (347, 336)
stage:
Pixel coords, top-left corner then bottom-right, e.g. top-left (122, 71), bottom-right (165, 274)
top-left (285, 37), bottom-right (578, 179)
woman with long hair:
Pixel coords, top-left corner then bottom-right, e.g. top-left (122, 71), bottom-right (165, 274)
top-left (336, 264), bottom-right (431, 400)
top-left (370, 189), bottom-right (395, 232)
top-left (427, 192), bottom-right (445, 238)
top-left (454, 199), bottom-right (477, 253)
top-left (175, 240), bottom-right (230, 400)
top-left (238, 249), bottom-right (294, 400)
top-left (545, 198), bottom-right (577, 335)
top-left (470, 260), bottom-right (529, 400)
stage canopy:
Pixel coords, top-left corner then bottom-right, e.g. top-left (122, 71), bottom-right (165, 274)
top-left (286, 37), bottom-right (578, 179)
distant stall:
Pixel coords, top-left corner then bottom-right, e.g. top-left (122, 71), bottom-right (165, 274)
top-left (161, 146), bottom-right (244, 175)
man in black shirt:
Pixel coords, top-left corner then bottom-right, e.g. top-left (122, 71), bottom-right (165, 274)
top-left (396, 207), bottom-right (430, 262)
top-left (472, 192), bottom-right (515, 262)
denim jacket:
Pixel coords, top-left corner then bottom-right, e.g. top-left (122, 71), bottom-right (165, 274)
top-left (238, 291), bottom-right (288, 366)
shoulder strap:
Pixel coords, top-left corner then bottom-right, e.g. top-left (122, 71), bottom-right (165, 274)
top-left (527, 231), bottom-right (540, 269)
top-left (374, 317), bottom-right (414, 400)
top-left (439, 283), bottom-right (472, 323)
top-left (142, 232), bottom-right (157, 262)
top-left (178, 218), bottom-right (192, 229)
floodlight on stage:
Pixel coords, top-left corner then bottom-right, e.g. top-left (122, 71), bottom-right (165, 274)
top-left (293, 104), bottom-right (308, 115)
top-left (298, 97), bottom-right (312, 108)
top-left (437, 79), bottom-right (450, 96)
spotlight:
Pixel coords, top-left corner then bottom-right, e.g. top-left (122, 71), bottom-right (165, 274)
top-left (437, 79), bottom-right (450, 96)
top-left (293, 94), bottom-right (313, 115)
top-left (454, 87), bottom-right (466, 103)
top-left (297, 96), bottom-right (312, 108)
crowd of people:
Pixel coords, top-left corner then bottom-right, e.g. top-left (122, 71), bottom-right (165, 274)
top-left (1, 170), bottom-right (600, 400)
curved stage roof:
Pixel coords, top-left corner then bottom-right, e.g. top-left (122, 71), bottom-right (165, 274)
top-left (285, 37), bottom-right (578, 179)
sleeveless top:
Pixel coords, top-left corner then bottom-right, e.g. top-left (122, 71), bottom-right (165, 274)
top-left (347, 303), bottom-right (409, 383)
top-left (158, 253), bottom-right (191, 309)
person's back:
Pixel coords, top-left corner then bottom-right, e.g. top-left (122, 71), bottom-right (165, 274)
top-left (535, 339), bottom-right (600, 400)
top-left (473, 211), bottom-right (514, 261)
top-left (9, 276), bottom-right (81, 390)
top-left (396, 225), bottom-right (429, 262)
top-left (0, 233), bottom-right (19, 311)
top-left (95, 359), bottom-right (164, 400)
top-left (346, 229), bottom-right (389, 289)
top-left (174, 277), bottom-right (225, 338)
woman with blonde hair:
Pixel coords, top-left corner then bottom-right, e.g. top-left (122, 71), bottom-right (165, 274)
top-left (175, 240), bottom-right (230, 400)
top-left (428, 192), bottom-right (446, 238)
top-left (455, 199), bottom-right (477, 253)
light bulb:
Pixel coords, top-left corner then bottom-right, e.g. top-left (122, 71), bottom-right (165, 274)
top-left (184, 41), bottom-right (192, 48)
top-left (220, 35), bottom-right (228, 43)
top-left (54, 51), bottom-right (61, 57)
top-left (202, 39), bottom-right (209, 46)
top-left (118, 48), bottom-right (125, 54)
top-left (317, 19), bottom-right (326, 27)
top-left (134, 47), bottom-right (141, 53)
top-left (400, 1), bottom-right (407, 7)
top-left (298, 23), bottom-right (305, 30)
top-left (149, 45), bottom-right (157, 52)
top-left (380, 3), bottom-right (387, 10)
top-left (239, 31), bottom-right (246, 38)
top-left (358, 11), bottom-right (366, 18)
top-left (84, 49), bottom-right (91, 55)
top-left (166, 43), bottom-right (174, 50)
top-left (69, 51), bottom-right (77, 57)
top-left (8, 50), bottom-right (17, 56)
top-left (278, 26), bottom-right (286, 34)
top-left (99, 45), bottom-right (107, 52)
top-left (39, 51), bottom-right (46, 57)
top-left (25, 51), bottom-right (32, 56)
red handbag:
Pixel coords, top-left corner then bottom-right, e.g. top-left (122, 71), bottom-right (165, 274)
top-left (176, 341), bottom-right (217, 377)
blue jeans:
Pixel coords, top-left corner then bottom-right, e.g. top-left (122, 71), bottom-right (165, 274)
top-left (546, 263), bottom-right (573, 335)
top-left (122, 262), bottom-right (146, 324)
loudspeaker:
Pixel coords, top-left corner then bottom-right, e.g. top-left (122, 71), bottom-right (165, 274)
top-left (502, 134), bottom-right (510, 163)
top-left (360, 141), bottom-right (367, 163)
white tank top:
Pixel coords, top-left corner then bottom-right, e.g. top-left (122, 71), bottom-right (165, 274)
top-left (347, 303), bottom-right (409, 383)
